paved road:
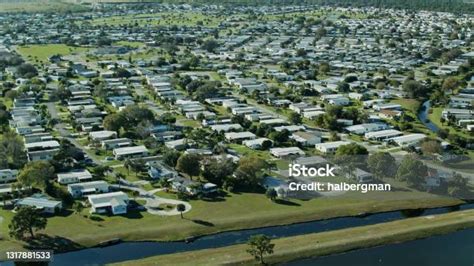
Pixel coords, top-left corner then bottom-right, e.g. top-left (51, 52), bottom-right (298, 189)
top-left (46, 101), bottom-right (102, 165)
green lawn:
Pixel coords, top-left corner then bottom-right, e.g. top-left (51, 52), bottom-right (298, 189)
top-left (428, 107), bottom-right (473, 139)
top-left (391, 98), bottom-right (421, 113)
top-left (16, 44), bottom-right (90, 63)
top-left (90, 12), bottom-right (223, 27)
top-left (0, 190), bottom-right (461, 258)
top-left (114, 41), bottom-right (145, 49)
top-left (227, 144), bottom-right (273, 161)
top-left (113, 209), bottom-right (474, 266)
top-left (0, 0), bottom-right (88, 13)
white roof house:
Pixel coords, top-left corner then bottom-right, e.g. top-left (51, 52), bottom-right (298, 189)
top-left (210, 124), bottom-right (243, 132)
top-left (243, 138), bottom-right (272, 149)
top-left (291, 131), bottom-right (322, 146)
top-left (315, 141), bottom-right (351, 153)
top-left (89, 130), bottom-right (117, 141)
top-left (88, 191), bottom-right (129, 215)
top-left (27, 149), bottom-right (60, 162)
top-left (274, 125), bottom-right (305, 132)
top-left (225, 131), bottom-right (256, 142)
top-left (101, 138), bottom-right (132, 150)
top-left (270, 147), bottom-right (305, 158)
top-left (68, 181), bottom-right (109, 198)
top-left (16, 194), bottom-right (62, 214)
top-left (364, 129), bottom-right (403, 141)
top-left (25, 140), bottom-right (60, 151)
top-left (345, 123), bottom-right (389, 135)
top-left (57, 169), bottom-right (93, 185)
top-left (0, 169), bottom-right (18, 183)
top-left (113, 145), bottom-right (149, 160)
top-left (388, 134), bottom-right (426, 147)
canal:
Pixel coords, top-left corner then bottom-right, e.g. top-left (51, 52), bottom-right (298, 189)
top-left (4, 203), bottom-right (470, 265)
top-left (287, 227), bottom-right (474, 266)
top-left (418, 100), bottom-right (440, 133)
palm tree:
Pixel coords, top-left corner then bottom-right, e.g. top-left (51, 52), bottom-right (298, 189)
top-left (177, 204), bottom-right (186, 219)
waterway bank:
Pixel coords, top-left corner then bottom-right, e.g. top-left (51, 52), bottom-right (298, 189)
top-left (112, 209), bottom-right (474, 266)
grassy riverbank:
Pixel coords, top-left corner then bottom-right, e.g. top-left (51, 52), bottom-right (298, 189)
top-left (112, 209), bottom-right (474, 266)
top-left (0, 192), bottom-right (462, 259)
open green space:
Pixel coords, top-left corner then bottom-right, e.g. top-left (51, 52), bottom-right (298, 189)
top-left (391, 98), bottom-right (421, 113)
top-left (89, 12), bottom-right (223, 27)
top-left (428, 107), bottom-right (473, 139)
top-left (15, 44), bottom-right (90, 63)
top-left (0, 190), bottom-right (461, 258)
top-left (0, 0), bottom-right (88, 13)
top-left (113, 208), bottom-right (474, 265)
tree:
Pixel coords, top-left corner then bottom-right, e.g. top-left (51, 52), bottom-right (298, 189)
top-left (402, 79), bottom-right (426, 98)
top-left (201, 156), bottom-right (236, 186)
top-left (92, 165), bottom-right (111, 178)
top-left (336, 143), bottom-right (368, 156)
top-left (103, 113), bottom-right (124, 131)
top-left (115, 68), bottom-right (131, 78)
top-left (177, 203), bottom-right (186, 219)
top-left (176, 154), bottom-right (201, 180)
top-left (319, 62), bottom-right (330, 73)
top-left (441, 77), bottom-right (458, 92)
top-left (266, 188), bottom-right (277, 201)
top-left (261, 140), bottom-right (273, 150)
top-left (9, 206), bottom-right (47, 239)
top-left (72, 202), bottom-right (84, 214)
top-left (201, 39), bottom-right (219, 53)
top-left (420, 140), bottom-right (441, 156)
top-left (16, 63), bottom-right (38, 78)
top-left (447, 174), bottom-right (469, 198)
top-left (246, 234), bottom-right (275, 265)
top-left (127, 159), bottom-right (147, 177)
top-left (367, 152), bottom-right (397, 179)
top-left (162, 149), bottom-right (181, 168)
top-left (396, 155), bottom-right (427, 189)
top-left (17, 161), bottom-right (55, 191)
top-left (234, 156), bottom-right (267, 190)
top-left (268, 130), bottom-right (290, 144)
top-left (336, 81), bottom-right (350, 92)
top-left (288, 112), bottom-right (302, 125)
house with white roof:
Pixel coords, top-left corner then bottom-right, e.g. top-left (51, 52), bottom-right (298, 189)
top-left (388, 134), bottom-right (426, 147)
top-left (291, 131), bottom-right (322, 146)
top-left (364, 129), bottom-right (403, 141)
top-left (88, 191), bottom-right (129, 215)
top-left (210, 124), bottom-right (243, 132)
top-left (68, 181), bottom-right (109, 198)
top-left (101, 138), bottom-right (132, 150)
top-left (225, 131), bottom-right (256, 142)
top-left (0, 169), bottom-right (18, 183)
top-left (113, 145), bottom-right (149, 160)
top-left (15, 194), bottom-right (62, 214)
top-left (89, 130), bottom-right (117, 141)
top-left (315, 141), bottom-right (351, 153)
top-left (57, 169), bottom-right (93, 184)
top-left (243, 138), bottom-right (272, 149)
top-left (270, 147), bottom-right (305, 158)
top-left (345, 123), bottom-right (389, 135)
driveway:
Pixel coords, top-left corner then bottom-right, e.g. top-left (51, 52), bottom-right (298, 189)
top-left (111, 184), bottom-right (192, 216)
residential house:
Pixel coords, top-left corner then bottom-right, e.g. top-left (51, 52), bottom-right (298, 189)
top-left (88, 191), bottom-right (129, 215)
top-left (68, 181), bottom-right (109, 198)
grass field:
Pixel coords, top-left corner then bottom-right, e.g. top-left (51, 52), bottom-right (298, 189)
top-left (90, 12), bottom-right (223, 27)
top-left (0, 190), bottom-right (461, 258)
top-left (428, 107), bottom-right (473, 139)
top-left (15, 44), bottom-right (90, 63)
top-left (0, 0), bottom-right (88, 13)
top-left (112, 209), bottom-right (474, 265)
top-left (391, 98), bottom-right (421, 113)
